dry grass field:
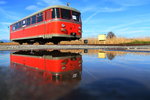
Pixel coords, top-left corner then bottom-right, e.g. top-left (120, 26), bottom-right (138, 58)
top-left (0, 37), bottom-right (150, 45)
top-left (55, 37), bottom-right (150, 44)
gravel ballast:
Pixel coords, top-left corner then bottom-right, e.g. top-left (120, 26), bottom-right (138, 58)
top-left (0, 45), bottom-right (150, 51)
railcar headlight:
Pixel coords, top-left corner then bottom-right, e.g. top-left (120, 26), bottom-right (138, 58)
top-left (78, 30), bottom-right (82, 33)
top-left (78, 26), bottom-right (81, 29)
top-left (61, 28), bottom-right (67, 32)
top-left (62, 66), bottom-right (66, 70)
top-left (61, 24), bottom-right (65, 28)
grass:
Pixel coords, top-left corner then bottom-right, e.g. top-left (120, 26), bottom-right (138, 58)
top-left (0, 42), bottom-right (18, 45)
top-left (60, 37), bottom-right (150, 45)
top-left (125, 40), bottom-right (150, 44)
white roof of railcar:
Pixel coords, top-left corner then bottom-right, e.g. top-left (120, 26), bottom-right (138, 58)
top-left (11, 5), bottom-right (80, 25)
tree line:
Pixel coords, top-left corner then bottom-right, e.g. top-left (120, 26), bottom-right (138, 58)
top-left (106, 31), bottom-right (116, 39)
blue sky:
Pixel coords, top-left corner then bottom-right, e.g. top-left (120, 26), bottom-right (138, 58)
top-left (0, 0), bottom-right (150, 40)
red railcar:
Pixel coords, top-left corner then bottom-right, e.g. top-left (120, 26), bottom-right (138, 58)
top-left (10, 5), bottom-right (82, 44)
top-left (10, 50), bottom-right (82, 84)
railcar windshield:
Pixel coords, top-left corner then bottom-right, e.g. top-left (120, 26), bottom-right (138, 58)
top-left (72, 11), bottom-right (81, 22)
top-left (60, 8), bottom-right (81, 22)
top-left (61, 9), bottom-right (72, 20)
top-left (52, 8), bottom-right (60, 18)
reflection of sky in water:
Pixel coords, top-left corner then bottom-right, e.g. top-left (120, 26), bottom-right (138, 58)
top-left (82, 54), bottom-right (150, 89)
top-left (0, 50), bottom-right (150, 100)
top-left (0, 51), bottom-right (10, 67)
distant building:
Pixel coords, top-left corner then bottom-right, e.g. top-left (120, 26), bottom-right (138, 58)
top-left (98, 34), bottom-right (106, 41)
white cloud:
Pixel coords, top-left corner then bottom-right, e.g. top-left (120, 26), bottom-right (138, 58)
top-left (83, 17), bottom-right (150, 38)
top-left (0, 22), bottom-right (12, 40)
top-left (81, 6), bottom-right (125, 13)
top-left (82, 0), bottom-right (89, 2)
top-left (37, 2), bottom-right (44, 6)
top-left (83, 7), bottom-right (125, 23)
top-left (80, 0), bottom-right (149, 15)
top-left (25, 0), bottom-right (64, 11)
top-left (115, 27), bottom-right (150, 36)
top-left (25, 5), bottom-right (40, 11)
top-left (110, 0), bottom-right (150, 7)
top-left (0, 0), bottom-right (6, 4)
top-left (1, 22), bottom-right (11, 25)
top-left (81, 6), bottom-right (96, 13)
top-left (137, 13), bottom-right (150, 17)
top-left (0, 8), bottom-right (21, 20)
top-left (0, 27), bottom-right (9, 40)
top-left (115, 28), bottom-right (130, 32)
top-left (83, 11), bottom-right (99, 23)
top-left (116, 30), bottom-right (149, 37)
top-left (0, 28), bottom-right (9, 33)
top-left (106, 19), bottom-right (150, 31)
top-left (42, 0), bottom-right (64, 6)
top-left (0, 7), bottom-right (21, 40)
top-left (99, 7), bottom-right (125, 12)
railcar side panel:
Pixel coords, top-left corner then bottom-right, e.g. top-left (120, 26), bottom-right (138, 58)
top-left (11, 21), bottom-right (81, 40)
top-left (45, 21), bottom-right (53, 35)
top-left (10, 23), bottom-right (45, 40)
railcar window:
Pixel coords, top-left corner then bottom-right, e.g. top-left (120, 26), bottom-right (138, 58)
top-left (31, 15), bottom-right (36, 24)
top-left (61, 9), bottom-right (71, 20)
top-left (15, 23), bottom-right (18, 29)
top-left (18, 21), bottom-right (22, 28)
top-left (37, 13), bottom-right (43, 22)
top-left (56, 8), bottom-right (60, 18)
top-left (27, 18), bottom-right (31, 25)
top-left (52, 8), bottom-right (55, 18)
top-left (17, 23), bottom-right (19, 29)
top-left (45, 10), bottom-right (51, 20)
top-left (22, 20), bottom-right (26, 27)
top-left (52, 8), bottom-right (60, 18)
top-left (12, 25), bottom-right (15, 31)
top-left (72, 11), bottom-right (81, 22)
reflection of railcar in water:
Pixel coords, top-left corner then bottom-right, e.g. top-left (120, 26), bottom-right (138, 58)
top-left (10, 5), bottom-right (82, 45)
top-left (10, 50), bottom-right (82, 84)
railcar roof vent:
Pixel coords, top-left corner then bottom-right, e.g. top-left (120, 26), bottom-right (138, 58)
top-left (67, 2), bottom-right (70, 6)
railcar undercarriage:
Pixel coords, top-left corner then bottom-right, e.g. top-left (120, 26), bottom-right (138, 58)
top-left (13, 37), bottom-right (80, 45)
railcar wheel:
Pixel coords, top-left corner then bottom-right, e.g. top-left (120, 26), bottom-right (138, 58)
top-left (18, 42), bottom-right (23, 45)
top-left (53, 41), bottom-right (60, 45)
top-left (28, 42), bottom-right (34, 45)
top-left (39, 42), bottom-right (46, 45)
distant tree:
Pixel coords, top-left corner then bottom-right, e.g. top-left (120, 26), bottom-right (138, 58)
top-left (107, 31), bottom-right (116, 39)
top-left (106, 53), bottom-right (116, 60)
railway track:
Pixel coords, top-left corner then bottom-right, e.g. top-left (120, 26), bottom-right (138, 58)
top-left (0, 44), bottom-right (150, 51)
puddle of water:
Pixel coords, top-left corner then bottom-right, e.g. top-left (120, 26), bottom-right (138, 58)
top-left (0, 49), bottom-right (150, 100)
